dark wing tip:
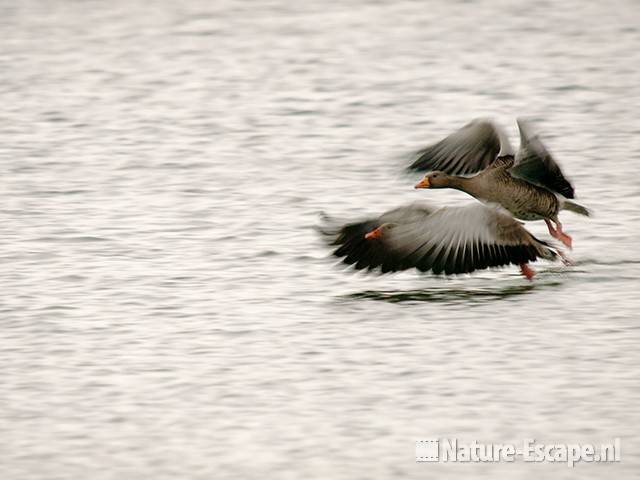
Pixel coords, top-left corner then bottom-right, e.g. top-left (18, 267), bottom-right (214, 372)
top-left (558, 179), bottom-right (575, 199)
top-left (326, 219), bottom-right (401, 273)
top-left (513, 120), bottom-right (577, 198)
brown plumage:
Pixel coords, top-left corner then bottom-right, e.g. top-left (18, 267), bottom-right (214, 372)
top-left (412, 119), bottom-right (590, 248)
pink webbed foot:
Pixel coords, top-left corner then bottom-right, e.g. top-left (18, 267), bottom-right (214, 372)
top-left (519, 263), bottom-right (535, 281)
top-left (545, 218), bottom-right (573, 250)
top-left (557, 232), bottom-right (572, 249)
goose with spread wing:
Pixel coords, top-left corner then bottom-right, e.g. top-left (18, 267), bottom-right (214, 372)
top-left (322, 202), bottom-right (564, 280)
top-left (411, 119), bottom-right (590, 248)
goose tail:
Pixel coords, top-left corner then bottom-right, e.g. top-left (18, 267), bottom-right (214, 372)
top-left (562, 199), bottom-right (591, 217)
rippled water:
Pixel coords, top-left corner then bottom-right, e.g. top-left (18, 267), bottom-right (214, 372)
top-left (2, 1), bottom-right (640, 478)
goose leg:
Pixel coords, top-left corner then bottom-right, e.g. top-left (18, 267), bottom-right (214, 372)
top-left (519, 263), bottom-right (535, 281)
top-left (545, 218), bottom-right (557, 236)
top-left (554, 219), bottom-right (573, 249)
top-left (545, 218), bottom-right (573, 249)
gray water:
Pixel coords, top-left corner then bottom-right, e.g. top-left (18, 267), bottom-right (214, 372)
top-left (2, 1), bottom-right (640, 478)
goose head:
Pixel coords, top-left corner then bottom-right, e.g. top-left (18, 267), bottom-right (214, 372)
top-left (415, 171), bottom-right (454, 189)
top-left (364, 223), bottom-right (397, 240)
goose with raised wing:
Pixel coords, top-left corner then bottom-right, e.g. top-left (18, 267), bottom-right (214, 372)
top-left (411, 119), bottom-right (590, 248)
top-left (321, 202), bottom-right (564, 280)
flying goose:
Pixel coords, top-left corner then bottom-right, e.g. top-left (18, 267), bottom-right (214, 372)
top-left (411, 119), bottom-right (590, 249)
top-left (322, 202), bottom-right (564, 280)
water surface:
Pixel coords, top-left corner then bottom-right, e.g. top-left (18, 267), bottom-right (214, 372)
top-left (2, 1), bottom-right (640, 478)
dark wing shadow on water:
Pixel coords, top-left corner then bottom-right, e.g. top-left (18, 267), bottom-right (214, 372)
top-left (335, 257), bottom-right (638, 305)
top-left (343, 279), bottom-right (565, 305)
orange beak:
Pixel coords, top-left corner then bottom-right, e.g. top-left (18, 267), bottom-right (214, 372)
top-left (364, 226), bottom-right (383, 240)
top-left (415, 177), bottom-right (431, 189)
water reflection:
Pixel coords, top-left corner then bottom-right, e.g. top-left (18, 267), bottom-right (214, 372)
top-left (345, 281), bottom-right (564, 304)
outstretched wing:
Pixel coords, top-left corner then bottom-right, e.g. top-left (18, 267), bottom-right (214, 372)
top-left (510, 118), bottom-right (575, 198)
top-left (323, 203), bottom-right (557, 275)
top-left (318, 203), bottom-right (437, 273)
top-left (409, 119), bottom-right (514, 175)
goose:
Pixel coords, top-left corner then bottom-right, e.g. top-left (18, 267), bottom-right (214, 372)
top-left (411, 119), bottom-right (590, 249)
top-left (322, 202), bottom-right (565, 280)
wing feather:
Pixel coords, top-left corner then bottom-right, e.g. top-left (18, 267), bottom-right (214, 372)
top-left (510, 118), bottom-right (575, 198)
top-left (322, 203), bottom-right (558, 275)
top-left (409, 119), bottom-right (514, 174)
